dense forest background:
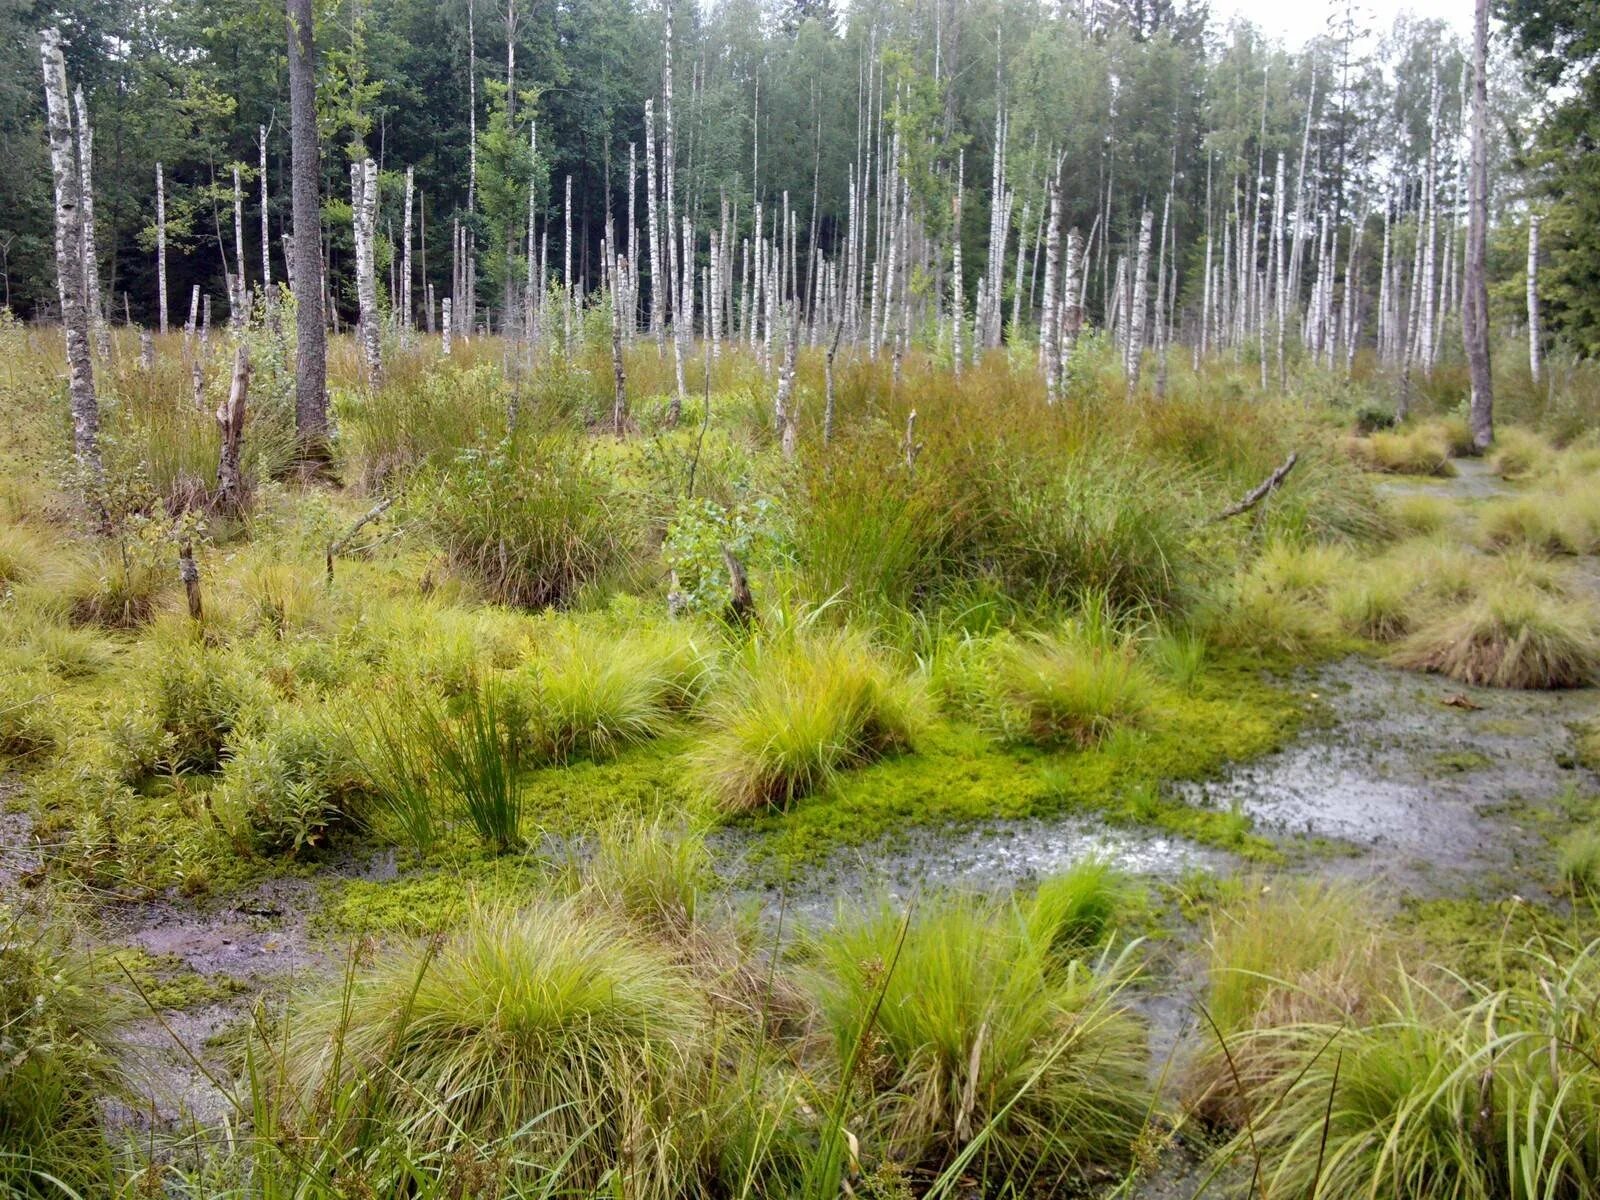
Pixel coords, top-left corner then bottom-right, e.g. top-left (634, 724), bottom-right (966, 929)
top-left (3, 0), bottom-right (1597, 356)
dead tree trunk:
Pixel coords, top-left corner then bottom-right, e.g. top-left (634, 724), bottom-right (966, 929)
top-left (215, 342), bottom-right (250, 511)
top-left (610, 250), bottom-right (628, 436)
top-left (259, 125), bottom-right (272, 294)
top-left (157, 162), bottom-right (169, 334)
top-left (401, 165), bottom-right (414, 339)
top-left (287, 0), bottom-right (328, 452)
top-left (1526, 213), bottom-right (1542, 386)
top-left (41, 29), bottom-right (101, 492)
top-left (1125, 210), bottom-right (1153, 398)
top-left (1463, 0), bottom-right (1493, 451)
top-left (72, 87), bottom-right (109, 361)
top-left (232, 163), bottom-right (247, 318)
top-left (352, 157), bottom-right (381, 386)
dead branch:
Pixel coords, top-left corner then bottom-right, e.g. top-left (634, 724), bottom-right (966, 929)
top-left (1212, 451), bottom-right (1298, 522)
top-left (326, 495), bottom-right (396, 582)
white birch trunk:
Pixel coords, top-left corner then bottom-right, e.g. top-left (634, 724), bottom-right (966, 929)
top-left (72, 86), bottom-right (108, 361)
top-left (1527, 214), bottom-right (1542, 385)
top-left (157, 162), bottom-right (169, 335)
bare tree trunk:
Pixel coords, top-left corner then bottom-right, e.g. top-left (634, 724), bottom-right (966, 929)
top-left (41, 29), bottom-right (101, 492)
top-left (259, 125), bottom-right (272, 294)
top-left (287, 0), bottom-right (327, 451)
top-left (1060, 227), bottom-right (1082, 393)
top-left (777, 301), bottom-right (799, 458)
top-left (442, 297), bottom-right (452, 355)
top-left (1526, 213), bottom-right (1542, 385)
top-left (156, 162), bottom-right (170, 334)
top-left (401, 165), bottom-right (414, 338)
top-left (1464, 0), bottom-right (1493, 451)
top-left (232, 163), bottom-right (247, 319)
top-left (610, 248), bottom-right (627, 435)
top-left (644, 101), bottom-right (664, 353)
top-left (72, 87), bottom-right (109, 361)
top-left (1040, 173), bottom-right (1060, 400)
top-left (823, 314), bottom-right (843, 444)
top-left (951, 148), bottom-right (964, 376)
top-left (215, 342), bottom-right (250, 511)
top-left (1126, 210), bottom-right (1152, 397)
top-left (352, 158), bottom-right (381, 386)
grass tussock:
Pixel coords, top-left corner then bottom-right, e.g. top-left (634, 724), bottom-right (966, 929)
top-left (1207, 936), bottom-right (1600, 1200)
top-left (274, 900), bottom-right (764, 1197)
top-left (1347, 425), bottom-right (1456, 476)
top-left (1478, 482), bottom-right (1600, 556)
top-left (985, 626), bottom-right (1157, 749)
top-left (695, 628), bottom-right (927, 813)
top-left (1390, 585), bottom-right (1600, 689)
top-left (814, 890), bottom-right (1151, 1189)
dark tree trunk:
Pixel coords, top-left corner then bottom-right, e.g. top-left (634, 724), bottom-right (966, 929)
top-left (287, 0), bottom-right (327, 454)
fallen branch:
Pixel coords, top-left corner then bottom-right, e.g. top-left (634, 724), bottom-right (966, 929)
top-left (1212, 452), bottom-right (1298, 522)
top-left (721, 544), bottom-right (755, 627)
top-left (326, 495), bottom-right (396, 582)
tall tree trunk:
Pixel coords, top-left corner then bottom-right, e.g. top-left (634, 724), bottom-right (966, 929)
top-left (610, 248), bottom-right (627, 435)
top-left (951, 149), bottom-right (964, 376)
top-left (41, 29), bottom-right (101, 492)
top-left (1526, 213), bottom-right (1542, 385)
top-left (1463, 0), bottom-right (1493, 451)
top-left (1125, 210), bottom-right (1152, 397)
top-left (259, 125), bottom-right (272, 294)
top-left (286, 0), bottom-right (327, 450)
top-left (232, 163), bottom-right (247, 319)
top-left (401, 165), bottom-right (414, 337)
top-left (157, 162), bottom-right (169, 334)
top-left (1040, 173), bottom-right (1060, 400)
top-left (352, 158), bottom-right (381, 386)
top-left (71, 86), bottom-right (108, 361)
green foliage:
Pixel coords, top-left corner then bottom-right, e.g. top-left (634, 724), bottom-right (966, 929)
top-left (982, 626), bottom-right (1157, 750)
top-left (1024, 860), bottom-right (1143, 958)
top-left (415, 680), bottom-right (527, 854)
top-left (663, 496), bottom-right (786, 618)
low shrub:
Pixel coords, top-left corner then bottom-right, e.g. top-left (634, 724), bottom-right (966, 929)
top-left (0, 671), bottom-right (58, 760)
top-left (813, 892), bottom-right (1151, 1189)
top-left (695, 628), bottom-right (927, 813)
top-left (214, 704), bottom-right (369, 856)
top-left (419, 435), bottom-right (640, 609)
top-left (136, 630), bottom-right (271, 773)
top-left (1390, 585), bottom-right (1599, 688)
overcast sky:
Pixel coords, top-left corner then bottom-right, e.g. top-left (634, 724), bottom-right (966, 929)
top-left (1214, 0), bottom-right (1470, 46)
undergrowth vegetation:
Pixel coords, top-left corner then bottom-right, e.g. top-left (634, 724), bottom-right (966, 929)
top-left (2, 319), bottom-right (1598, 1195)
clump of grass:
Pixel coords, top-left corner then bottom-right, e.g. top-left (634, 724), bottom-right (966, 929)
top-left (1558, 827), bottom-right (1600, 893)
top-left (0, 911), bottom-right (127, 1195)
top-left (0, 523), bottom-right (48, 587)
top-left (1201, 571), bottom-right (1340, 659)
top-left (985, 627), bottom-right (1156, 749)
top-left (1250, 540), bottom-right (1357, 597)
top-left (275, 900), bottom-right (732, 1195)
top-left (1489, 425), bottom-right (1556, 479)
top-left (1478, 485), bottom-right (1600, 556)
top-left (695, 628), bottom-right (927, 813)
top-left (521, 623), bottom-right (714, 762)
top-left (813, 892), bottom-right (1151, 1189)
top-left (1146, 626), bottom-right (1208, 690)
top-left (61, 548), bottom-right (166, 629)
top-left (1387, 492), bottom-right (1455, 535)
top-left (1208, 938), bottom-right (1600, 1200)
top-left (579, 816), bottom-right (713, 935)
top-left (1347, 426), bottom-right (1456, 476)
top-left (1024, 859), bottom-right (1142, 957)
top-left (413, 680), bottom-right (526, 852)
top-left (420, 434), bottom-right (639, 608)
top-left (1328, 565), bottom-right (1421, 642)
top-left (1390, 585), bottom-right (1600, 688)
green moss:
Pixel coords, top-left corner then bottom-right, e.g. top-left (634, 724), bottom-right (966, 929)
top-left (736, 658), bottom-right (1305, 879)
top-left (314, 856), bottom-right (552, 936)
top-left (1428, 750), bottom-right (1493, 775)
top-left (1400, 895), bottom-right (1598, 988)
top-left (521, 734), bottom-right (700, 833)
top-left (109, 947), bottom-right (247, 1012)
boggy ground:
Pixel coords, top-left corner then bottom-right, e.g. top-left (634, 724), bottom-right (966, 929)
top-left (6, 325), bottom-right (1600, 1196)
